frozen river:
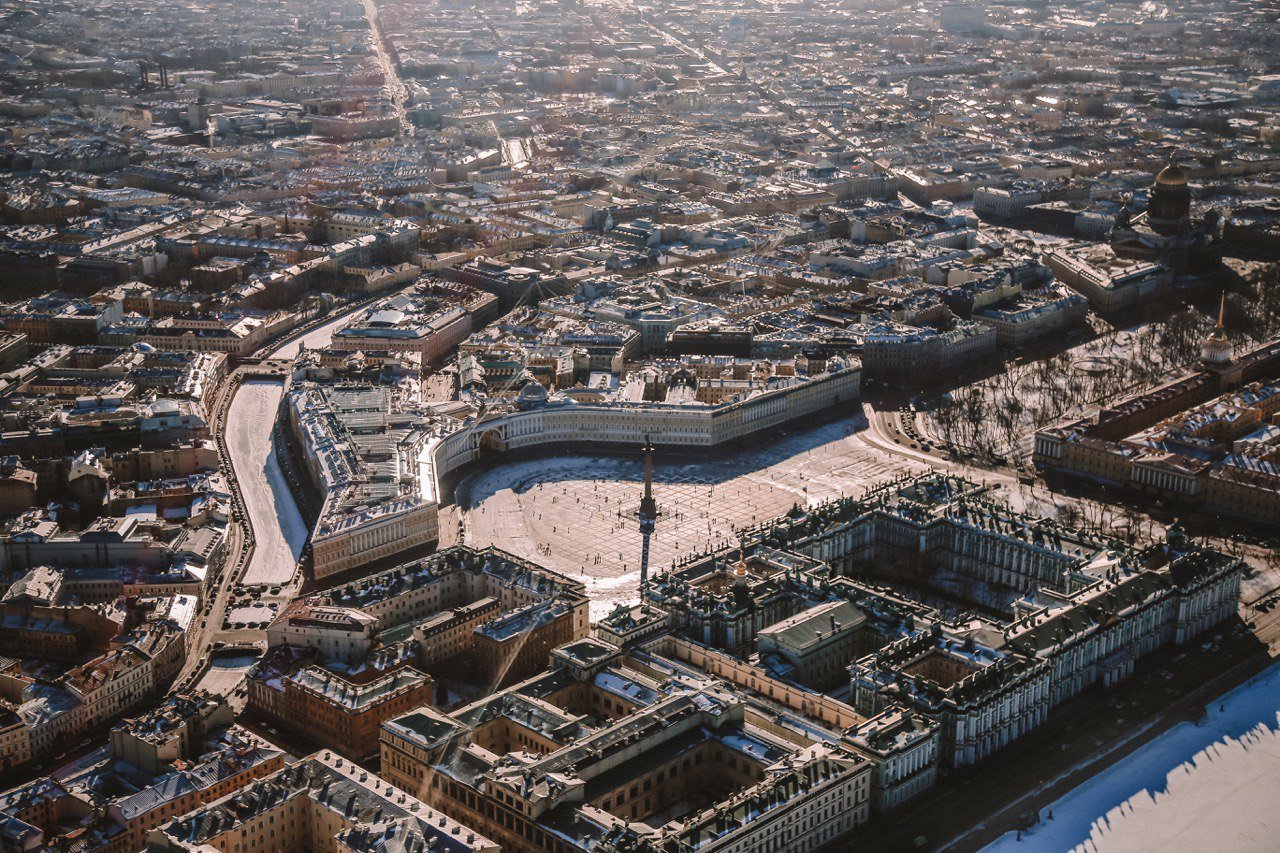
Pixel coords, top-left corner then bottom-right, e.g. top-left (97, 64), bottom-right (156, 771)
top-left (269, 288), bottom-right (412, 359)
top-left (269, 310), bottom-right (351, 359)
top-left (983, 659), bottom-right (1280, 852)
top-left (225, 380), bottom-right (307, 585)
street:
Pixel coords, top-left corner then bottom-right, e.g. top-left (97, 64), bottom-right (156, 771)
top-left (362, 0), bottom-right (410, 136)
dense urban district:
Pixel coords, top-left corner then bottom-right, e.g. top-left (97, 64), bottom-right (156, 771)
top-left (0, 0), bottom-right (1277, 850)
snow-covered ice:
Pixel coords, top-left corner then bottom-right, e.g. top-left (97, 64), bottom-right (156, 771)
top-left (983, 659), bottom-right (1280, 853)
top-left (225, 380), bottom-right (308, 585)
top-left (269, 309), bottom-right (354, 359)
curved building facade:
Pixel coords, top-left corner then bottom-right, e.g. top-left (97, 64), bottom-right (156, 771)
top-left (429, 359), bottom-right (862, 498)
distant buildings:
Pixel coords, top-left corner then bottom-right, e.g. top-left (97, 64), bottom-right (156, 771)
top-left (1044, 243), bottom-right (1172, 314)
top-left (970, 284), bottom-right (1088, 348)
top-left (541, 278), bottom-right (723, 353)
top-left (248, 646), bottom-right (434, 762)
top-left (0, 295), bottom-right (123, 347)
top-left (140, 311), bottom-right (293, 356)
top-left (283, 362), bottom-right (439, 581)
top-left (939, 4), bottom-right (987, 33)
top-left (0, 0), bottom-right (1273, 847)
top-left (149, 750), bottom-right (499, 852)
top-left (447, 258), bottom-right (569, 312)
top-left (429, 354), bottom-right (861, 498)
top-left (861, 321), bottom-right (995, 379)
top-left (330, 281), bottom-right (499, 366)
top-left (381, 641), bottom-right (874, 853)
top-left (0, 692), bottom-right (283, 851)
top-left (1112, 164), bottom-right (1223, 273)
top-left (250, 545), bottom-right (589, 755)
top-left (647, 474), bottom-right (1241, 772)
top-left (459, 305), bottom-right (642, 380)
top-left (0, 581), bottom-right (195, 768)
top-left (1035, 328), bottom-right (1280, 523)
top-left (973, 180), bottom-right (1089, 222)
top-left (369, 474), bottom-right (1240, 852)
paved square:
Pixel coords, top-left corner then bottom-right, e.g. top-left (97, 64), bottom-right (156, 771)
top-left (456, 416), bottom-right (926, 616)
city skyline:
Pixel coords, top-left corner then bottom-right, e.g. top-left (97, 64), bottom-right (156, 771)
top-left (0, 0), bottom-right (1275, 851)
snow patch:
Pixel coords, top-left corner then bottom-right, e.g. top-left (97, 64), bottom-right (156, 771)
top-left (983, 659), bottom-right (1280, 853)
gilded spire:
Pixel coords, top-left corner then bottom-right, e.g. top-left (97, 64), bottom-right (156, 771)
top-left (1202, 291), bottom-right (1233, 367)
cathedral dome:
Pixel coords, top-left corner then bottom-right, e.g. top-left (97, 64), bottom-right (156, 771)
top-left (516, 380), bottom-right (549, 406)
top-left (1148, 162), bottom-right (1193, 234)
top-left (1154, 163), bottom-right (1189, 186)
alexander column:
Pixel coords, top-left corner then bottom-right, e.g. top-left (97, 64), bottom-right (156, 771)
top-left (637, 435), bottom-right (660, 592)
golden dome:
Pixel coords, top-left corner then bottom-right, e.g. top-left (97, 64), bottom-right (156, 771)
top-left (1155, 163), bottom-right (1189, 186)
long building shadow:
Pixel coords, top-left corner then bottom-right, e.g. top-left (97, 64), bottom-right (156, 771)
top-left (453, 409), bottom-right (906, 509)
top-left (984, 655), bottom-right (1280, 852)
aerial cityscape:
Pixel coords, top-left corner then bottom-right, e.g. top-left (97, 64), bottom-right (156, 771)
top-left (0, 0), bottom-right (1277, 850)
